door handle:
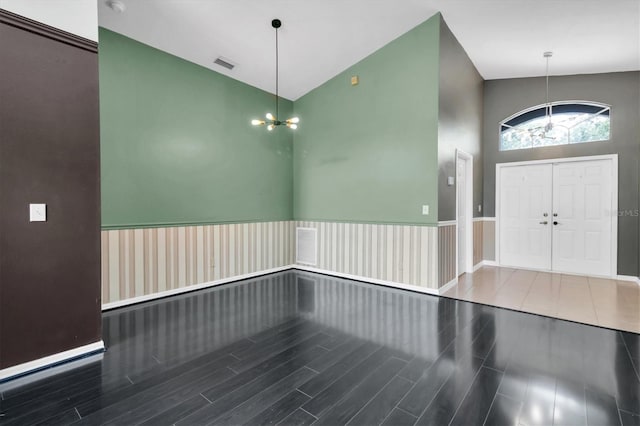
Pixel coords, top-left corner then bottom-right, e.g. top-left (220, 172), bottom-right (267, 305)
top-left (539, 221), bottom-right (548, 225)
top-left (553, 221), bottom-right (559, 225)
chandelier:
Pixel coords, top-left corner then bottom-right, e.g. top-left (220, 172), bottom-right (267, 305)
top-left (251, 19), bottom-right (299, 131)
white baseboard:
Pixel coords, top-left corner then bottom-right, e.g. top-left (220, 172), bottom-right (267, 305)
top-left (438, 277), bottom-right (458, 293)
top-left (103, 261), bottom-right (485, 312)
top-left (617, 275), bottom-right (640, 285)
top-left (437, 220), bottom-right (457, 227)
top-left (292, 265), bottom-right (440, 296)
top-left (102, 265), bottom-right (293, 310)
top-left (473, 217), bottom-right (496, 222)
top-left (473, 260), bottom-right (497, 271)
top-left (0, 352), bottom-right (104, 392)
top-left (0, 340), bottom-right (105, 383)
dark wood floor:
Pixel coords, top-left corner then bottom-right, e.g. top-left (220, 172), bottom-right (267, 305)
top-left (1, 270), bottom-right (639, 425)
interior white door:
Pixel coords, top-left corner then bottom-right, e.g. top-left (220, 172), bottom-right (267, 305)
top-left (457, 159), bottom-right (467, 275)
top-left (552, 160), bottom-right (612, 276)
top-left (499, 164), bottom-right (553, 270)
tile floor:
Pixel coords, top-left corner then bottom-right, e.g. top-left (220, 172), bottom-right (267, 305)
top-left (443, 266), bottom-right (640, 334)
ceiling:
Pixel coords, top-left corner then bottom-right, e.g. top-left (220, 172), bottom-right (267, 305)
top-left (98, 0), bottom-right (640, 101)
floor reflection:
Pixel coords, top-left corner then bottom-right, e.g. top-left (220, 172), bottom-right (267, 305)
top-left (1, 270), bottom-right (638, 426)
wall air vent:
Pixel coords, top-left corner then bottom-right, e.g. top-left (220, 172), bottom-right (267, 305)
top-left (214, 57), bottom-right (235, 70)
top-left (296, 227), bottom-right (317, 266)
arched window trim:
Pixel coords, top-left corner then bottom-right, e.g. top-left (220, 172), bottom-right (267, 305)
top-left (499, 100), bottom-right (611, 151)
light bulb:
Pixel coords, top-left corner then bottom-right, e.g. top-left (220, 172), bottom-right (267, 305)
top-left (266, 113), bottom-right (275, 121)
top-left (251, 119), bottom-right (264, 126)
top-left (267, 124), bottom-right (275, 131)
top-left (287, 117), bottom-right (300, 124)
top-left (288, 124), bottom-right (298, 130)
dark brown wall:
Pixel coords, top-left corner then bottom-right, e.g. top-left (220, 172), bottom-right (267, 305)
top-left (0, 11), bottom-right (101, 369)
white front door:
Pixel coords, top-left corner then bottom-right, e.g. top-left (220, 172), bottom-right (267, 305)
top-left (552, 160), bottom-right (613, 276)
top-left (457, 159), bottom-right (467, 275)
top-left (498, 157), bottom-right (615, 276)
top-left (499, 164), bottom-right (553, 270)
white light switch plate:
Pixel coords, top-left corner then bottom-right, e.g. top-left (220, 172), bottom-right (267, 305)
top-left (422, 205), bottom-right (429, 215)
top-left (30, 204), bottom-right (46, 222)
top-left (447, 176), bottom-right (455, 186)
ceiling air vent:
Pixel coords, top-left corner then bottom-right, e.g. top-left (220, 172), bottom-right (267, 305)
top-left (214, 57), bottom-right (235, 70)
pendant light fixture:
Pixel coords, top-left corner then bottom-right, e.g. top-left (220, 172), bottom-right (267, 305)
top-left (543, 51), bottom-right (554, 133)
top-left (251, 19), bottom-right (299, 131)
top-left (526, 51), bottom-right (556, 140)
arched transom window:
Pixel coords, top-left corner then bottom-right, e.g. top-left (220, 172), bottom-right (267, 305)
top-left (499, 101), bottom-right (611, 151)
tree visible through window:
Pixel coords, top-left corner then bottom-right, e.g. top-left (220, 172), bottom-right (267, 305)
top-left (500, 101), bottom-right (610, 151)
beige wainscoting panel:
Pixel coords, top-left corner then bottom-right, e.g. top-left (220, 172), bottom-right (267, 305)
top-left (483, 220), bottom-right (496, 261)
top-left (473, 220), bottom-right (483, 266)
top-left (438, 224), bottom-right (457, 287)
top-left (101, 221), bottom-right (295, 304)
top-left (295, 221), bottom-right (438, 290)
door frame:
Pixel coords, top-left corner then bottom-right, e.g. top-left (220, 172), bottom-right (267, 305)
top-left (495, 154), bottom-right (618, 277)
top-left (456, 149), bottom-right (474, 276)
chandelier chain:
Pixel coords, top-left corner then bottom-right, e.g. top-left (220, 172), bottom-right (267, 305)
top-left (275, 24), bottom-right (279, 120)
top-left (546, 55), bottom-right (549, 111)
top-left (545, 52), bottom-right (552, 119)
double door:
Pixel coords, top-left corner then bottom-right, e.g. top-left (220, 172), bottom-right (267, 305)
top-left (498, 158), bottom-right (614, 276)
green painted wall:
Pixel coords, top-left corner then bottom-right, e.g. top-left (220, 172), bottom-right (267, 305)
top-left (292, 15), bottom-right (441, 225)
top-left (99, 28), bottom-right (293, 229)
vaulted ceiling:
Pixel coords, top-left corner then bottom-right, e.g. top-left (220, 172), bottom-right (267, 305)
top-left (99, 0), bottom-right (640, 100)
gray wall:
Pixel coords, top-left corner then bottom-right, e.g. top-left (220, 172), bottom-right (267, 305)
top-left (437, 17), bottom-right (484, 221)
top-left (483, 72), bottom-right (640, 277)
